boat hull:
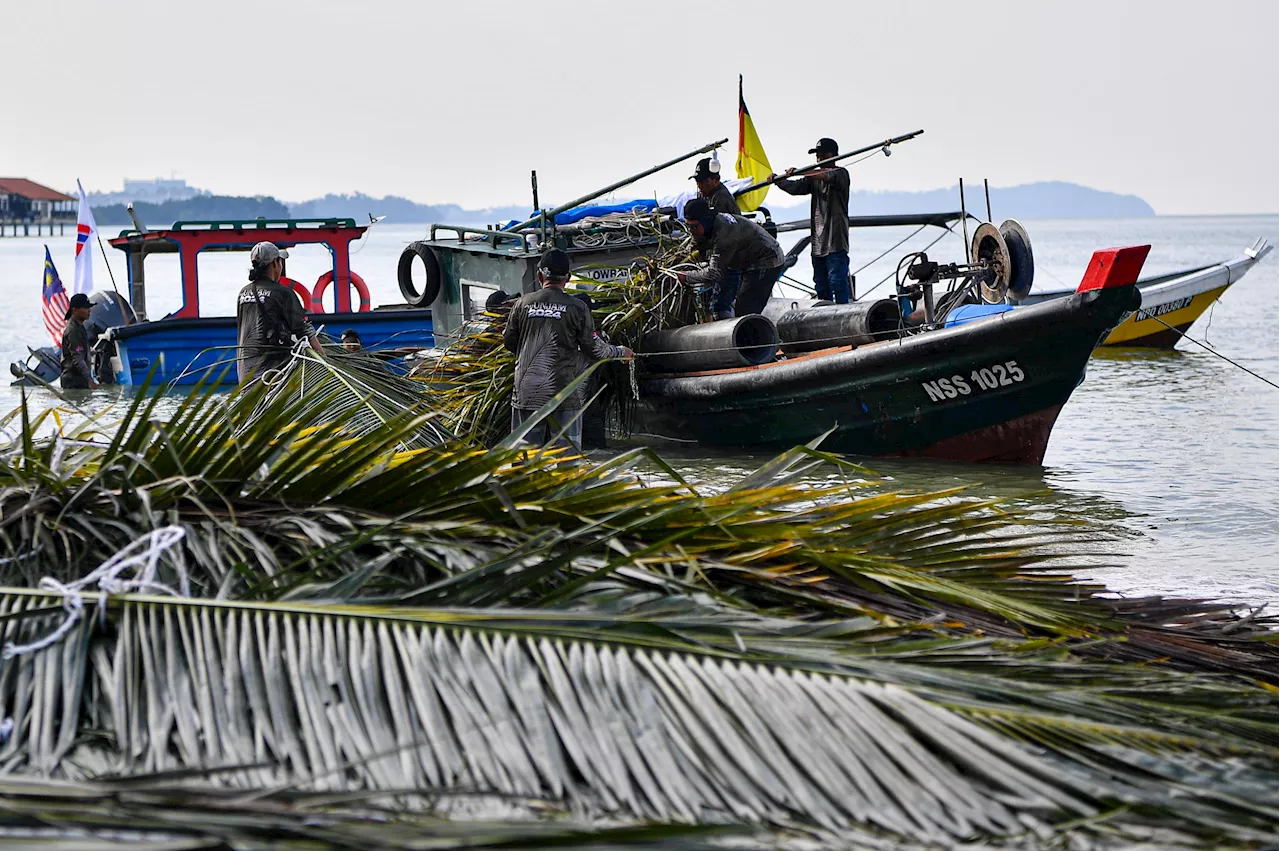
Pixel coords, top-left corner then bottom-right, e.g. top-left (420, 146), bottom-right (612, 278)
top-left (1022, 241), bottom-right (1269, 349)
top-left (107, 309), bottom-right (435, 385)
top-left (633, 285), bottom-right (1138, 464)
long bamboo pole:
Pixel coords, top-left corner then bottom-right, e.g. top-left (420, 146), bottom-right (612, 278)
top-left (507, 139), bottom-right (729, 232)
top-left (733, 129), bottom-right (924, 197)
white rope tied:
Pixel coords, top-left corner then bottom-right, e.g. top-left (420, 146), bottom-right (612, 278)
top-left (2, 526), bottom-right (188, 659)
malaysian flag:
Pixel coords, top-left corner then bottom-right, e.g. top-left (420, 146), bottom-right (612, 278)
top-left (42, 246), bottom-right (70, 345)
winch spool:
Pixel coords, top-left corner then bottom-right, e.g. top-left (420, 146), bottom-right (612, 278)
top-left (970, 223), bottom-right (1011, 304)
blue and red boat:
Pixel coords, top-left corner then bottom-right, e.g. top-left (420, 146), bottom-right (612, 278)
top-left (18, 217), bottom-right (436, 386)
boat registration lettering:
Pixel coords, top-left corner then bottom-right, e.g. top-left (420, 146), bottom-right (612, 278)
top-left (1144, 296), bottom-right (1193, 318)
top-left (922, 361), bottom-right (1024, 402)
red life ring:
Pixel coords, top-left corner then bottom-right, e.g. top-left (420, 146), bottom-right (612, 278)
top-left (311, 270), bottom-right (372, 313)
top-left (281, 276), bottom-right (311, 306)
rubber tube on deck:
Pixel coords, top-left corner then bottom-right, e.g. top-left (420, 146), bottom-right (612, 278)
top-left (775, 300), bottom-right (902, 353)
top-left (642, 315), bottom-right (780, 373)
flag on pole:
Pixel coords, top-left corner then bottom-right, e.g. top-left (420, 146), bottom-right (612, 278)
top-left (74, 179), bottom-right (96, 295)
top-left (42, 246), bottom-right (70, 345)
top-left (735, 75), bottom-right (773, 213)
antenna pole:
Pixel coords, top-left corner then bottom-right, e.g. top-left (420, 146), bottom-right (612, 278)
top-left (983, 178), bottom-right (993, 223)
top-left (959, 178), bottom-right (970, 263)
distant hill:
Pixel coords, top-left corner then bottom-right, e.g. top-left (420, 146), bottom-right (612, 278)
top-left (765, 181), bottom-right (1155, 222)
top-left (93, 195), bottom-right (291, 227)
top-left (290, 193), bottom-right (527, 226)
top-left (91, 181), bottom-right (1154, 228)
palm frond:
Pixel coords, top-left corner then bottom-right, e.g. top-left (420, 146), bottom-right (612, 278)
top-left (0, 591), bottom-right (1273, 845)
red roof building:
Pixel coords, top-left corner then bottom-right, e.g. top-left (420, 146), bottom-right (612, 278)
top-left (0, 178), bottom-right (77, 222)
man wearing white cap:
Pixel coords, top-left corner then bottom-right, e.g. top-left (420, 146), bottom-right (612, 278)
top-left (236, 242), bottom-right (322, 383)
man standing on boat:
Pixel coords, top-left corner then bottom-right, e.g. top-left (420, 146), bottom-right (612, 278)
top-left (60, 293), bottom-right (97, 390)
top-left (678, 198), bottom-right (784, 319)
top-left (771, 137), bottom-right (851, 303)
top-left (503, 248), bottom-right (633, 451)
top-left (236, 242), bottom-right (323, 383)
top-left (691, 157), bottom-right (740, 215)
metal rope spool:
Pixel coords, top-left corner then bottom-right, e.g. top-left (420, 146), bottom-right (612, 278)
top-left (998, 219), bottom-right (1035, 302)
top-left (970, 223), bottom-right (1011, 304)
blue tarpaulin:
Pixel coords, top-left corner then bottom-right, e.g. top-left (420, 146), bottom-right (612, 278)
top-left (507, 199), bottom-right (658, 229)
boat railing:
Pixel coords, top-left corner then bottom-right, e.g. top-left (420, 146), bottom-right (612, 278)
top-left (428, 223), bottom-right (534, 251)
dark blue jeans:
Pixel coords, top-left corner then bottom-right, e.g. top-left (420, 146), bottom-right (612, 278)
top-left (710, 270), bottom-right (741, 319)
top-left (812, 251), bottom-right (851, 303)
top-left (511, 405), bottom-right (583, 452)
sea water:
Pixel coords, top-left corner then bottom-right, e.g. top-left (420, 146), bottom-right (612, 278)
top-left (0, 216), bottom-right (1274, 606)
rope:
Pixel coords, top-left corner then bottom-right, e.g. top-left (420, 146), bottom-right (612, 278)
top-left (2, 526), bottom-right (188, 659)
top-left (856, 224), bottom-right (961, 301)
top-left (1136, 309), bottom-right (1278, 389)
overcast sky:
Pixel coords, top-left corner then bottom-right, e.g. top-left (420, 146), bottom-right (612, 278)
top-left (4, 0), bottom-right (1277, 214)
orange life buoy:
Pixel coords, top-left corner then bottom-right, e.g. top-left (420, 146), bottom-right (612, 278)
top-left (281, 276), bottom-right (311, 306)
top-left (311, 270), bottom-right (372, 313)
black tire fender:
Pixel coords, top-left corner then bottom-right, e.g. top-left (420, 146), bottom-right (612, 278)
top-left (398, 242), bottom-right (442, 307)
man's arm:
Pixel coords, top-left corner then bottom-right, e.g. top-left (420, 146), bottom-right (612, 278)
top-left (770, 168), bottom-right (812, 196)
top-left (502, 303), bottom-right (522, 354)
top-left (284, 294), bottom-right (323, 357)
top-left (683, 250), bottom-right (723, 287)
top-left (575, 304), bottom-right (631, 361)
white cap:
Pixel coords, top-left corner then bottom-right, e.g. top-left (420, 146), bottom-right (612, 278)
top-left (250, 242), bottom-right (289, 265)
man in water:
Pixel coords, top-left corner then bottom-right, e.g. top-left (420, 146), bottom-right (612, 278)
top-left (236, 242), bottom-right (323, 383)
top-left (502, 248), bottom-right (633, 451)
top-left (60, 292), bottom-right (97, 390)
top-left (772, 137), bottom-right (852, 303)
top-left (691, 157), bottom-right (740, 215)
top-left (677, 197), bottom-right (784, 318)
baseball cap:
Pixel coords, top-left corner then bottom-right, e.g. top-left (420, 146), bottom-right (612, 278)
top-left (64, 292), bottom-right (91, 320)
top-left (683, 197), bottom-right (713, 221)
top-left (249, 242), bottom-right (289, 265)
top-left (539, 248), bottom-right (572, 277)
top-left (689, 157), bottom-right (721, 181)
top-left (808, 137), bottom-right (839, 155)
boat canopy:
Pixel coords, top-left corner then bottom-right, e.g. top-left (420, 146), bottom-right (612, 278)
top-left (109, 218), bottom-right (370, 318)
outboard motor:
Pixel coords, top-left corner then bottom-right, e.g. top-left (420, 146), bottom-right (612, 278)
top-left (87, 290), bottom-right (137, 385)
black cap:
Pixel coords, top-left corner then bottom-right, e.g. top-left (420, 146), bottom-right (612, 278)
top-left (539, 248), bottom-right (572, 278)
top-left (64, 292), bottom-right (91, 320)
top-left (808, 137), bottom-right (839, 156)
top-left (683, 197), bottom-right (712, 222)
top-left (689, 157), bottom-right (721, 181)
top-left (340, 328), bottom-right (361, 342)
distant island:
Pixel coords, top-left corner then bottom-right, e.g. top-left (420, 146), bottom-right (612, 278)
top-left (92, 181), bottom-right (1154, 227)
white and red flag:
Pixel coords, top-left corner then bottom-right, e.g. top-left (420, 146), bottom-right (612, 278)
top-left (73, 179), bottom-right (95, 295)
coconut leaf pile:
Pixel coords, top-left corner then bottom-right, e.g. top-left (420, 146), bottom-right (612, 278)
top-left (0, 359), bottom-right (1274, 849)
top-left (415, 223), bottom-right (703, 444)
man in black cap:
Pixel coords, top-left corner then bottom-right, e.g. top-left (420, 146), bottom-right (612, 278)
top-left (502, 248), bottom-right (633, 452)
top-left (60, 292), bottom-right (97, 390)
top-left (690, 157), bottom-right (740, 216)
top-left (772, 137), bottom-right (852, 303)
top-left (677, 198), bottom-right (784, 319)
top-left (236, 241), bottom-right (324, 383)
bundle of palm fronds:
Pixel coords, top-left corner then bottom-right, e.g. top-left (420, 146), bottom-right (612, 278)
top-left (414, 225), bottom-right (704, 444)
top-left (0, 374), bottom-right (1275, 847)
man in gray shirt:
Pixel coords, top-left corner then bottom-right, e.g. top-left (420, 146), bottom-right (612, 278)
top-left (773, 137), bottom-right (852, 303)
top-left (236, 242), bottom-right (323, 383)
top-left (677, 198), bottom-right (784, 318)
top-left (690, 157), bottom-right (741, 215)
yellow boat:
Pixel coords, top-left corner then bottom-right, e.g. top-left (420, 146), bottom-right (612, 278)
top-left (1023, 238), bottom-right (1272, 347)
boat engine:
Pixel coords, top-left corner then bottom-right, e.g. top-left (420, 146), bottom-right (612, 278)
top-left (896, 219), bottom-right (1034, 327)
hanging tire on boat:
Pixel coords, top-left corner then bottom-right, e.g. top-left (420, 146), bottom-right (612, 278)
top-left (280, 277), bottom-right (312, 307)
top-left (311, 270), bottom-right (372, 313)
top-left (398, 242), bottom-right (442, 308)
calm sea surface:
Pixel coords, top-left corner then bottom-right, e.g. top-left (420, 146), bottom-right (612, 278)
top-left (0, 215), bottom-right (1275, 606)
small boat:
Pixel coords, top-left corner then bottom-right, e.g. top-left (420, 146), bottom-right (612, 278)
top-left (631, 243), bottom-right (1145, 465)
top-left (15, 217), bottom-right (438, 386)
top-left (1020, 239), bottom-right (1271, 347)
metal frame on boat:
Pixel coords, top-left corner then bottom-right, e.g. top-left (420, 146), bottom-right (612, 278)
top-left (98, 217), bottom-right (435, 385)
